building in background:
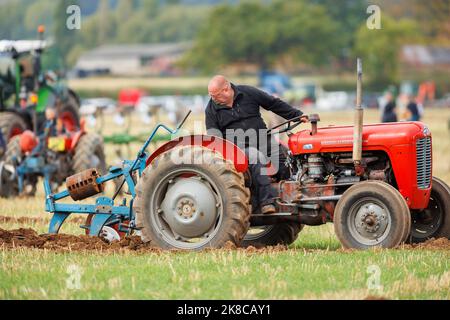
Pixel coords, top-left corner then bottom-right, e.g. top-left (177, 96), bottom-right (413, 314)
top-left (73, 42), bottom-right (191, 77)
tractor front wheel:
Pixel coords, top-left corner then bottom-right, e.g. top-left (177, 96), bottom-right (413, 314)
top-left (134, 146), bottom-right (250, 250)
top-left (408, 177), bottom-right (450, 243)
top-left (334, 181), bottom-right (411, 249)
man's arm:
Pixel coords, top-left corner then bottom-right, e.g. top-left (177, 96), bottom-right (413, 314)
top-left (247, 86), bottom-right (303, 120)
top-left (205, 102), bottom-right (222, 137)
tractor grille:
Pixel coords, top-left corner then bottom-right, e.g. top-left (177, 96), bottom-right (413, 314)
top-left (416, 137), bottom-right (432, 189)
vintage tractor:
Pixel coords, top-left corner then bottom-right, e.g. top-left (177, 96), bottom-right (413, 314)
top-left (44, 60), bottom-right (450, 249)
top-left (0, 26), bottom-right (80, 158)
top-left (0, 113), bottom-right (106, 198)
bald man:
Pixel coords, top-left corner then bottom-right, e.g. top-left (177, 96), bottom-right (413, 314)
top-left (205, 75), bottom-right (306, 214)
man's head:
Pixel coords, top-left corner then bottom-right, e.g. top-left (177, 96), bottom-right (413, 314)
top-left (208, 75), bottom-right (234, 107)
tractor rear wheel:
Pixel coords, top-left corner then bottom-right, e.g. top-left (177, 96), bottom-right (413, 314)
top-left (241, 223), bottom-right (303, 248)
top-left (72, 133), bottom-right (106, 174)
top-left (0, 136), bottom-right (21, 197)
top-left (1, 135), bottom-right (40, 197)
top-left (0, 113), bottom-right (27, 145)
top-left (334, 181), bottom-right (411, 249)
top-left (134, 146), bottom-right (250, 250)
top-left (408, 177), bottom-right (450, 243)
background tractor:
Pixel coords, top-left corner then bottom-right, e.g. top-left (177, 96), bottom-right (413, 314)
top-left (44, 60), bottom-right (450, 250)
top-left (0, 112), bottom-right (106, 198)
top-left (0, 26), bottom-right (80, 158)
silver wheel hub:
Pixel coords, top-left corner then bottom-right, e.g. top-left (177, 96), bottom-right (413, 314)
top-left (348, 199), bottom-right (391, 245)
top-left (161, 177), bottom-right (217, 238)
top-left (177, 198), bottom-right (196, 219)
top-left (355, 203), bottom-right (388, 239)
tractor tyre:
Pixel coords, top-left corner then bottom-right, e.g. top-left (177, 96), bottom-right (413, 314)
top-left (72, 133), bottom-right (107, 175)
top-left (134, 145), bottom-right (250, 250)
top-left (0, 136), bottom-right (22, 197)
top-left (58, 93), bottom-right (80, 132)
top-left (408, 177), bottom-right (450, 243)
top-left (241, 223), bottom-right (303, 248)
top-left (365, 180), bottom-right (411, 244)
top-left (0, 113), bottom-right (27, 147)
top-left (334, 181), bottom-right (411, 249)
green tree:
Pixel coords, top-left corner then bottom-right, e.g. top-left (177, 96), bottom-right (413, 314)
top-left (183, 0), bottom-right (341, 73)
top-left (0, 0), bottom-right (30, 39)
top-left (141, 0), bottom-right (161, 18)
top-left (411, 0), bottom-right (450, 44)
top-left (310, 0), bottom-right (367, 62)
top-left (24, 0), bottom-right (54, 33)
top-left (354, 16), bottom-right (420, 87)
top-left (98, 0), bottom-right (116, 44)
top-left (115, 0), bottom-right (134, 24)
top-left (53, 0), bottom-right (80, 67)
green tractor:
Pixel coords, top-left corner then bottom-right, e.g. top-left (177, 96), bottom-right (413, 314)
top-left (0, 26), bottom-right (80, 158)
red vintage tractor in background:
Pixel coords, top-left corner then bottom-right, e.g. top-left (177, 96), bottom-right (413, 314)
top-left (45, 59), bottom-right (450, 250)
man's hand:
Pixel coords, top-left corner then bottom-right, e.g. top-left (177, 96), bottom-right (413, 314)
top-left (300, 115), bottom-right (309, 123)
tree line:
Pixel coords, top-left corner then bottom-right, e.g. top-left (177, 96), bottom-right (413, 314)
top-left (0, 0), bottom-right (448, 87)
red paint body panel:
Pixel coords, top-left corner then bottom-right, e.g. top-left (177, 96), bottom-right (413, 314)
top-left (288, 121), bottom-right (432, 209)
top-left (146, 135), bottom-right (249, 173)
top-left (69, 130), bottom-right (85, 151)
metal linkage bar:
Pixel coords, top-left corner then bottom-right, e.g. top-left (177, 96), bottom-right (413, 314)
top-left (44, 111), bottom-right (192, 237)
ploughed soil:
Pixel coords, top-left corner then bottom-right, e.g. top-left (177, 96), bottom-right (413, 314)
top-left (0, 228), bottom-right (154, 252)
top-left (400, 237), bottom-right (450, 250)
top-left (0, 228), bottom-right (288, 253)
top-left (0, 215), bottom-right (86, 225)
top-left (1, 227), bottom-right (449, 253)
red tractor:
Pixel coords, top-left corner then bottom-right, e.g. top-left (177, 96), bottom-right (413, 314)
top-left (130, 60), bottom-right (449, 250)
top-left (46, 60), bottom-right (449, 250)
top-left (132, 119), bottom-right (449, 250)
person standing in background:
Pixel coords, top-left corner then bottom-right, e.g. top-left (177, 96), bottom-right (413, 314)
top-left (381, 91), bottom-right (398, 123)
top-left (404, 94), bottom-right (421, 121)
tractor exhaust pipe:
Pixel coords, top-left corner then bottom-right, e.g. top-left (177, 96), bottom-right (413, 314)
top-left (353, 58), bottom-right (364, 175)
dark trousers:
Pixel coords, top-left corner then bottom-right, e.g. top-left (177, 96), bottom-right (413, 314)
top-left (245, 145), bottom-right (289, 210)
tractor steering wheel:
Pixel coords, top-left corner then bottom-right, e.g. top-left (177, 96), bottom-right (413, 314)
top-left (267, 115), bottom-right (308, 136)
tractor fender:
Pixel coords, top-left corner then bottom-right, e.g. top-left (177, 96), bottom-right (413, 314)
top-left (146, 134), bottom-right (249, 173)
top-left (69, 116), bottom-right (88, 150)
top-left (70, 130), bottom-right (85, 151)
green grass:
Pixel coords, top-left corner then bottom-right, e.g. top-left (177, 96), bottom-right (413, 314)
top-left (0, 108), bottom-right (449, 300)
top-left (1, 230), bottom-right (448, 300)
